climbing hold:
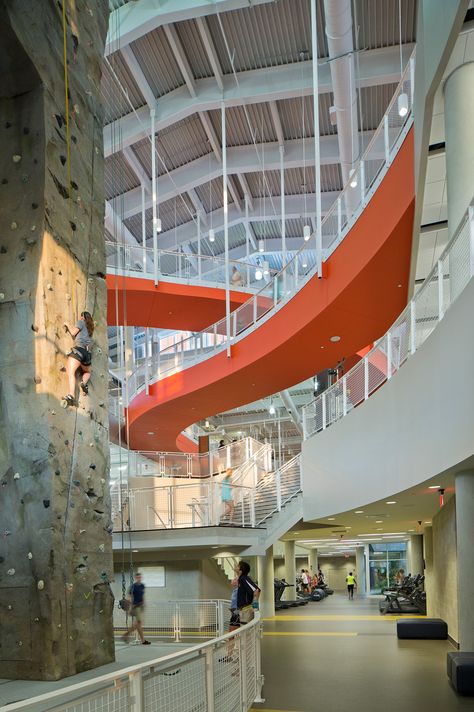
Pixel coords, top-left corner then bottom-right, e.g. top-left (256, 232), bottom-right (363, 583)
top-left (7, 605), bottom-right (12, 610)
top-left (18, 641), bottom-right (23, 647)
top-left (18, 252), bottom-right (26, 262)
top-left (66, 294), bottom-right (71, 301)
top-left (26, 237), bottom-right (36, 246)
top-left (89, 464), bottom-right (96, 470)
top-left (0, 294), bottom-right (5, 301)
top-left (12, 155), bottom-right (21, 163)
top-left (60, 155), bottom-right (66, 166)
top-left (79, 529), bottom-right (86, 534)
top-left (54, 470), bottom-right (60, 476)
top-left (21, 174), bottom-right (29, 183)
top-left (30, 225), bottom-right (36, 231)
top-left (43, 499), bottom-right (50, 508)
top-left (98, 544), bottom-right (104, 552)
top-left (51, 410), bottom-right (56, 416)
top-left (65, 582), bottom-right (74, 592)
top-left (37, 580), bottom-right (45, 590)
top-left (5, 121), bottom-right (11, 128)
top-left (100, 478), bottom-right (105, 484)
top-left (7, 568), bottom-right (15, 575)
top-left (71, 181), bottom-right (78, 190)
top-left (32, 202), bottom-right (38, 209)
top-left (13, 473), bottom-right (20, 480)
top-left (0, 246), bottom-right (6, 254)
top-left (23, 127), bottom-right (29, 135)
top-left (73, 479), bottom-right (80, 487)
top-left (1, 178), bottom-right (7, 185)
top-left (27, 552), bottom-right (33, 559)
top-left (57, 624), bottom-right (62, 629)
top-left (46, 283), bottom-right (53, 292)
top-left (54, 114), bottom-right (64, 128)
top-left (10, 222), bottom-right (18, 230)
top-left (34, 617), bottom-right (39, 622)
top-left (31, 324), bottom-right (39, 332)
top-left (34, 376), bottom-right (41, 384)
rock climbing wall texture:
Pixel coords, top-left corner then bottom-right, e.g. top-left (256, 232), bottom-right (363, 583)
top-left (0, 0), bottom-right (113, 680)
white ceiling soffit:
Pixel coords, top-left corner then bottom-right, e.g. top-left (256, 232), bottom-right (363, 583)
top-left (106, 0), bottom-right (276, 55)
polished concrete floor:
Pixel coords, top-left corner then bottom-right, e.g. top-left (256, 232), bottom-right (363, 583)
top-left (252, 593), bottom-right (472, 712)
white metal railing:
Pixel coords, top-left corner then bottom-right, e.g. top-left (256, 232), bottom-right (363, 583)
top-left (114, 599), bottom-right (230, 640)
top-left (303, 202), bottom-right (474, 439)
top-left (110, 436), bottom-right (263, 480)
top-left (125, 53), bottom-right (415, 403)
top-left (106, 241), bottom-right (277, 289)
top-left (6, 613), bottom-right (264, 712)
top-left (114, 453), bottom-right (301, 533)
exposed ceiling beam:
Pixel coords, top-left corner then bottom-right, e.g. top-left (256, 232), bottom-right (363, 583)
top-left (279, 389), bottom-right (303, 436)
top-left (227, 175), bottom-right (243, 213)
top-left (112, 131), bottom-right (385, 219)
top-left (106, 0), bottom-right (275, 55)
top-left (181, 241), bottom-right (199, 271)
top-left (117, 192), bottom-right (340, 251)
top-left (105, 203), bottom-right (140, 249)
top-left (199, 110), bottom-right (222, 161)
top-left (122, 146), bottom-right (152, 193)
top-left (163, 23), bottom-right (197, 97)
top-left (188, 188), bottom-right (208, 226)
top-left (238, 173), bottom-right (254, 211)
top-left (269, 100), bottom-right (285, 148)
top-left (120, 46), bottom-right (156, 109)
top-left (104, 45), bottom-right (414, 156)
top-left (195, 16), bottom-right (224, 92)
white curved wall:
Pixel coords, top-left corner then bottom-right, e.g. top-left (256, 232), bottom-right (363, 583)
top-left (302, 278), bottom-right (474, 520)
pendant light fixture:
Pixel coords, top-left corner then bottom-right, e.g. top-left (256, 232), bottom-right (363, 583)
top-left (397, 0), bottom-right (408, 118)
top-left (209, 228), bottom-right (215, 243)
top-left (255, 257), bottom-right (263, 281)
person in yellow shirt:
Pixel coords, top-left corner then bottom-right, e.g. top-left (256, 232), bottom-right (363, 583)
top-left (346, 571), bottom-right (357, 600)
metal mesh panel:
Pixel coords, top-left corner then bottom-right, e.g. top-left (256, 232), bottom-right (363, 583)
top-left (48, 685), bottom-right (131, 712)
top-left (414, 271), bottom-right (439, 349)
top-left (367, 338), bottom-right (388, 395)
top-left (390, 307), bottom-right (411, 370)
top-left (213, 637), bottom-right (242, 712)
top-left (178, 601), bottom-right (218, 638)
top-left (245, 626), bottom-right (257, 707)
top-left (345, 360), bottom-right (365, 409)
top-left (448, 216), bottom-right (471, 303)
top-left (144, 655), bottom-right (207, 712)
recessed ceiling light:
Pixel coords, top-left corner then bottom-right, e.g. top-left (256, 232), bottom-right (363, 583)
top-left (424, 521), bottom-right (431, 524)
top-left (147, 431), bottom-right (155, 435)
top-left (330, 335), bottom-right (341, 342)
top-left (397, 284), bottom-right (402, 288)
top-left (428, 485), bottom-right (440, 490)
top-left (328, 517), bottom-right (335, 521)
top-left (386, 501), bottom-right (397, 505)
top-left (320, 345), bottom-right (325, 349)
top-left (132, 549), bottom-right (139, 553)
top-left (345, 526), bottom-right (352, 529)
top-left (408, 529), bottom-right (415, 532)
top-left (375, 520), bottom-right (383, 523)
top-left (376, 528), bottom-right (383, 531)
top-left (354, 510), bottom-right (364, 514)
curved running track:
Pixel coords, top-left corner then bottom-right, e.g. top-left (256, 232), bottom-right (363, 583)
top-left (125, 129), bottom-right (415, 453)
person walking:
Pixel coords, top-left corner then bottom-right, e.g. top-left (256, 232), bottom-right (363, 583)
top-left (123, 572), bottom-right (151, 645)
top-left (221, 468), bottom-right (235, 523)
top-left (346, 571), bottom-right (357, 600)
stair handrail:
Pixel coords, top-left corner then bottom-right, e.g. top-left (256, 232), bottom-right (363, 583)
top-left (125, 51), bottom-right (416, 403)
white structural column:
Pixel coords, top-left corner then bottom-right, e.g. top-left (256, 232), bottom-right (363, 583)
top-left (408, 534), bottom-right (424, 576)
top-left (311, 0), bottom-right (323, 276)
top-left (355, 546), bottom-right (366, 595)
top-left (257, 545), bottom-right (275, 619)
top-left (222, 102), bottom-right (231, 357)
top-left (279, 146), bottom-right (286, 267)
top-left (282, 540), bottom-right (296, 602)
top-left (308, 548), bottom-right (318, 576)
top-left (443, 62), bottom-right (474, 234)
top-left (245, 194), bottom-right (251, 286)
top-left (455, 470), bottom-right (474, 650)
top-left (141, 183), bottom-right (147, 271)
top-left (423, 525), bottom-right (434, 618)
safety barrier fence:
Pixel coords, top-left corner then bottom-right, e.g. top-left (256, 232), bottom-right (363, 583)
top-left (113, 453), bottom-right (301, 532)
top-left (124, 52), bottom-right (415, 402)
top-left (109, 436), bottom-right (267, 480)
top-left (106, 241), bottom-right (278, 289)
top-left (5, 613), bottom-right (264, 712)
top-left (303, 202), bottom-right (474, 438)
top-left (113, 599), bottom-right (230, 641)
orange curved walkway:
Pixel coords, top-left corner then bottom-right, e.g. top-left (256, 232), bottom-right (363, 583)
top-left (126, 130), bottom-right (415, 452)
top-left (107, 276), bottom-right (253, 331)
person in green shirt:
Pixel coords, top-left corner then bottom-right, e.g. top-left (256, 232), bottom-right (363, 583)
top-left (346, 572), bottom-right (357, 600)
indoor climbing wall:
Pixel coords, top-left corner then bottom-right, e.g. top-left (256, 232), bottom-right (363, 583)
top-left (0, 1), bottom-right (113, 680)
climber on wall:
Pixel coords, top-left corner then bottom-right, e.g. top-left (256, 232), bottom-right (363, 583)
top-left (63, 311), bottom-right (94, 406)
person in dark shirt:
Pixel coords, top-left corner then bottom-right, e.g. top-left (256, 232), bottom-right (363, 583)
top-left (236, 561), bottom-right (260, 623)
top-left (122, 572), bottom-right (150, 645)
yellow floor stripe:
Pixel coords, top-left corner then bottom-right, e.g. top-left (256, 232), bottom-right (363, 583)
top-left (263, 614), bottom-right (426, 621)
top-left (263, 631), bottom-right (358, 637)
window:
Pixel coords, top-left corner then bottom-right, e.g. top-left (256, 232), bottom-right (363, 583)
top-left (368, 542), bottom-right (407, 594)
